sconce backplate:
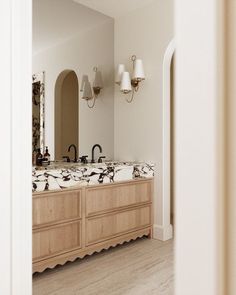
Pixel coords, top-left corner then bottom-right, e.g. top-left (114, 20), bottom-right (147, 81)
top-left (93, 87), bottom-right (102, 96)
top-left (131, 79), bottom-right (139, 88)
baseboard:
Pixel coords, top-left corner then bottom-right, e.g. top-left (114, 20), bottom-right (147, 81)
top-left (153, 224), bottom-right (173, 241)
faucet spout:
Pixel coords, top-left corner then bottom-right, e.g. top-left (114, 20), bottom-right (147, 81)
top-left (68, 144), bottom-right (77, 163)
top-left (91, 144), bottom-right (102, 163)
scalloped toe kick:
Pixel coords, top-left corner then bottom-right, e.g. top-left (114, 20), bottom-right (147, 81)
top-left (33, 228), bottom-right (151, 273)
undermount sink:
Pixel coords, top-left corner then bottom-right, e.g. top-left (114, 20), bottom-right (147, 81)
top-left (34, 160), bottom-right (109, 170)
top-left (33, 160), bottom-right (153, 171)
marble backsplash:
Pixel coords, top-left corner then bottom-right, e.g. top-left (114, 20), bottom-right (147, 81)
top-left (32, 161), bottom-right (155, 192)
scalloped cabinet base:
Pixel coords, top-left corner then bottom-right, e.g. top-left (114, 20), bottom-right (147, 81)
top-left (33, 178), bottom-right (154, 273)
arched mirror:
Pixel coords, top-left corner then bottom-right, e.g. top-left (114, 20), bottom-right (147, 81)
top-left (54, 70), bottom-right (79, 161)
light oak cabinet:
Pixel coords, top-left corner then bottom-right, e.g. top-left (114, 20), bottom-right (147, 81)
top-left (33, 190), bottom-right (81, 227)
top-left (86, 206), bottom-right (151, 246)
top-left (85, 180), bottom-right (152, 216)
top-left (33, 221), bottom-right (81, 261)
top-left (33, 178), bottom-right (153, 273)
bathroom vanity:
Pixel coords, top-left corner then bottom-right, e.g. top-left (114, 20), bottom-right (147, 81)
top-left (32, 162), bottom-right (154, 273)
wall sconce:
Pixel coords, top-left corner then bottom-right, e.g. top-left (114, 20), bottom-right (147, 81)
top-left (115, 55), bottom-right (145, 103)
top-left (81, 67), bottom-right (103, 108)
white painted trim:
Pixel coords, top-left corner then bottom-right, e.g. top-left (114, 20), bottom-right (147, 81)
top-left (11, 0), bottom-right (32, 293)
top-left (0, 0), bottom-right (32, 294)
top-left (153, 224), bottom-right (173, 241)
top-left (161, 39), bottom-right (175, 239)
top-left (0, 1), bottom-right (12, 293)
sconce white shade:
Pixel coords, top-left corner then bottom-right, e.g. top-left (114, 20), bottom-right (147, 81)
top-left (81, 75), bottom-right (89, 92)
top-left (93, 70), bottom-right (103, 89)
top-left (133, 59), bottom-right (145, 81)
top-left (82, 80), bottom-right (93, 100)
top-left (115, 64), bottom-right (125, 85)
top-left (120, 71), bottom-right (132, 93)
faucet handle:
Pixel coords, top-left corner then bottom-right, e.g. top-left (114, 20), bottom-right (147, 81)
top-left (79, 155), bottom-right (88, 164)
top-left (98, 156), bottom-right (106, 163)
top-left (63, 156), bottom-right (70, 162)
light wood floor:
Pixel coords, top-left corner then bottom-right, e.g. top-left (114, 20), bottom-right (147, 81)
top-left (33, 237), bottom-right (174, 295)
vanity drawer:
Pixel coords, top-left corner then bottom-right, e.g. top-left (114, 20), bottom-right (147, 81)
top-left (33, 190), bottom-right (81, 227)
top-left (86, 180), bottom-right (152, 216)
top-left (33, 220), bottom-right (81, 262)
top-left (86, 205), bottom-right (151, 245)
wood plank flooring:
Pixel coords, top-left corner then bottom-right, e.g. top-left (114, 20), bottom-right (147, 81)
top-left (33, 237), bottom-right (174, 295)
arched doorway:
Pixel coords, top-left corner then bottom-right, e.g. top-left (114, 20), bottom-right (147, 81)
top-left (54, 70), bottom-right (79, 161)
top-left (161, 39), bottom-right (175, 239)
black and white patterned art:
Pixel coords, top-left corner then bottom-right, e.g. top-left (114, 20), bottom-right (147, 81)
top-left (32, 72), bottom-right (45, 152)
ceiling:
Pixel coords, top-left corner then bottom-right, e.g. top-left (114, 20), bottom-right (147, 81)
top-left (73, 0), bottom-right (155, 18)
top-left (33, 0), bottom-right (112, 54)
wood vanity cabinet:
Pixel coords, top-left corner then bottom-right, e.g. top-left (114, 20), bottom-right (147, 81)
top-left (32, 178), bottom-right (153, 273)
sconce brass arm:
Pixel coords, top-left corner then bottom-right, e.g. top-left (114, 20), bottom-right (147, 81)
top-left (86, 95), bottom-right (96, 108)
top-left (124, 54), bottom-right (143, 103)
top-left (125, 88), bottom-right (135, 103)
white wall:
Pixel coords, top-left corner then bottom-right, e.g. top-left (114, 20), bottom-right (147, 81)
top-left (1, 2), bottom-right (12, 292)
top-left (33, 0), bottom-right (111, 54)
top-left (114, 0), bottom-right (174, 238)
top-left (175, 0), bottom-right (225, 294)
top-left (33, 20), bottom-right (114, 160)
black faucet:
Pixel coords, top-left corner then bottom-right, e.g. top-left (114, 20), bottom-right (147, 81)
top-left (68, 144), bottom-right (77, 163)
top-left (91, 144), bottom-right (102, 163)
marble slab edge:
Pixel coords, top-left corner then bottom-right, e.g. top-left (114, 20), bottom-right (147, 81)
top-left (32, 162), bottom-right (155, 193)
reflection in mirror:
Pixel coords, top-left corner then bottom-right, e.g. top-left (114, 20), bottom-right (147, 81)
top-left (55, 70), bottom-right (79, 161)
top-left (33, 0), bottom-right (115, 162)
top-left (32, 72), bottom-right (45, 153)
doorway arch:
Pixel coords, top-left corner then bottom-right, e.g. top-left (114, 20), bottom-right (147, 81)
top-left (160, 39), bottom-right (176, 240)
top-left (54, 70), bottom-right (79, 160)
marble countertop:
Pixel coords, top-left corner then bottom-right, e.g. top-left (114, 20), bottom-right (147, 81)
top-left (32, 161), bottom-right (155, 192)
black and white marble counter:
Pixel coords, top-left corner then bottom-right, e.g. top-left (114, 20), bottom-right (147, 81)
top-left (32, 161), bottom-right (155, 192)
